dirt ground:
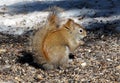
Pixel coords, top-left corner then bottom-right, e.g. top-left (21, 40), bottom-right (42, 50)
top-left (0, 29), bottom-right (120, 83)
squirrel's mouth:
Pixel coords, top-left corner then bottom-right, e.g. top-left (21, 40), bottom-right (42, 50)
top-left (81, 36), bottom-right (87, 42)
top-left (79, 36), bottom-right (87, 41)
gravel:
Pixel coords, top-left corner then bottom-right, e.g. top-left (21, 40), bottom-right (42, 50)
top-left (0, 29), bottom-right (120, 83)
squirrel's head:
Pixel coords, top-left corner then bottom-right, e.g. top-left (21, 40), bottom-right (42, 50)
top-left (64, 19), bottom-right (87, 40)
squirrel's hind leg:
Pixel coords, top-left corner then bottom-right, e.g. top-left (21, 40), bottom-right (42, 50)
top-left (43, 46), bottom-right (70, 70)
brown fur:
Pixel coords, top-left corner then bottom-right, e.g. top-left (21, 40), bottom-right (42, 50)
top-left (32, 12), bottom-right (87, 70)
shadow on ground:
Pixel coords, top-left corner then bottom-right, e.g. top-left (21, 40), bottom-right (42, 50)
top-left (1, 0), bottom-right (119, 17)
top-left (17, 51), bottom-right (76, 69)
top-left (17, 51), bottom-right (44, 69)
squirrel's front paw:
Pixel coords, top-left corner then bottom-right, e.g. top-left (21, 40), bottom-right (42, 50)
top-left (80, 40), bottom-right (85, 45)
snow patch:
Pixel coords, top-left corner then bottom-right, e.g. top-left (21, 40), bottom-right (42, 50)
top-left (0, 0), bottom-right (120, 35)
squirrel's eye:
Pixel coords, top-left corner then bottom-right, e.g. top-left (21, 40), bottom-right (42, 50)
top-left (80, 30), bottom-right (83, 32)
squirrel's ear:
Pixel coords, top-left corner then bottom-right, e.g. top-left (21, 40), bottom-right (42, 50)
top-left (64, 19), bottom-right (74, 28)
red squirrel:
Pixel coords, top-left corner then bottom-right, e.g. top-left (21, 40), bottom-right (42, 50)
top-left (31, 12), bottom-right (87, 70)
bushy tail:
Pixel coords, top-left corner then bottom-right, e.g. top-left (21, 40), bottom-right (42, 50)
top-left (45, 11), bottom-right (59, 30)
top-left (45, 6), bottom-right (64, 30)
top-left (31, 10), bottom-right (60, 60)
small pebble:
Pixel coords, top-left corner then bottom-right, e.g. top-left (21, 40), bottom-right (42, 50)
top-left (0, 49), bottom-right (7, 54)
top-left (36, 75), bottom-right (44, 81)
top-left (106, 58), bottom-right (112, 61)
top-left (15, 77), bottom-right (22, 82)
top-left (81, 62), bottom-right (87, 67)
top-left (116, 65), bottom-right (120, 70)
